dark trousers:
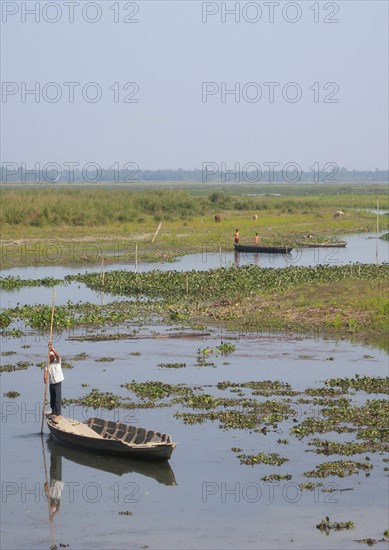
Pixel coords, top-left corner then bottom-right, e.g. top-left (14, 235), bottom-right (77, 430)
top-left (49, 382), bottom-right (62, 415)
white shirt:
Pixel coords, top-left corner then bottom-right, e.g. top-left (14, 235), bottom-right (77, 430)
top-left (48, 359), bottom-right (64, 384)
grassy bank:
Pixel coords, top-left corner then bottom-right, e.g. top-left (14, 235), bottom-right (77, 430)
top-left (2, 264), bottom-right (388, 349)
top-left (1, 187), bottom-right (388, 268)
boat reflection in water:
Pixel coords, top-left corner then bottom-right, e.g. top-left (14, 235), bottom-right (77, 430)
top-left (234, 251), bottom-right (260, 268)
top-left (46, 437), bottom-right (177, 486)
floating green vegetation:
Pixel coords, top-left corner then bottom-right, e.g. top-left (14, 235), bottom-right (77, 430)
top-left (1, 328), bottom-right (25, 338)
top-left (95, 357), bottom-right (115, 363)
top-left (261, 474), bottom-right (292, 481)
top-left (63, 389), bottom-right (122, 410)
top-left (21, 344), bottom-right (31, 349)
top-left (4, 301), bottom-right (155, 329)
top-left (316, 516), bottom-right (355, 533)
top-left (121, 380), bottom-right (192, 401)
top-left (325, 376), bottom-right (389, 394)
top-left (158, 362), bottom-right (186, 369)
top-left (0, 275), bottom-right (63, 290)
top-left (70, 263), bottom-right (389, 301)
top-left (379, 232), bottom-right (389, 241)
top-left (276, 439), bottom-right (289, 445)
top-left (231, 447), bottom-right (242, 453)
top-left (304, 460), bottom-right (373, 478)
top-left (64, 389), bottom-right (160, 410)
top-left (174, 393), bottom-right (248, 411)
top-left (1, 351), bottom-right (17, 356)
top-left (0, 312), bottom-right (11, 328)
top-left (175, 398), bottom-right (294, 431)
top-left (355, 537), bottom-right (389, 546)
top-left (196, 347), bottom-right (216, 367)
top-left (321, 486), bottom-right (353, 493)
top-left (307, 439), bottom-right (388, 455)
top-left (217, 380), bottom-right (298, 396)
top-left (174, 412), bottom-right (209, 425)
top-left (130, 352), bottom-right (141, 356)
top-left (320, 399), bottom-right (389, 442)
top-left (0, 361), bottom-right (33, 373)
top-left (299, 482), bottom-right (322, 491)
top-left (73, 352), bottom-right (88, 360)
top-left (237, 452), bottom-right (289, 466)
top-left (3, 391), bottom-right (20, 398)
top-left (291, 417), bottom-right (355, 438)
top-left (304, 387), bottom-right (345, 397)
top-left (215, 342), bottom-right (236, 356)
top-left (118, 511), bottom-right (132, 516)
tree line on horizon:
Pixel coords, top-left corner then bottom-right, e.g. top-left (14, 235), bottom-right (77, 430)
top-left (0, 166), bottom-right (388, 183)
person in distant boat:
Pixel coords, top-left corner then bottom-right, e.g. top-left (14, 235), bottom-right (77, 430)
top-left (234, 229), bottom-right (240, 244)
top-left (254, 232), bottom-right (259, 245)
top-left (44, 343), bottom-right (64, 424)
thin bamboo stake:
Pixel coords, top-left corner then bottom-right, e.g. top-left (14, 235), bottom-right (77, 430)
top-left (41, 289), bottom-right (56, 434)
top-left (100, 255), bottom-right (105, 287)
top-left (135, 243), bottom-right (138, 273)
top-left (151, 222), bottom-right (162, 243)
top-left (376, 199), bottom-right (379, 266)
top-left (100, 255), bottom-right (105, 305)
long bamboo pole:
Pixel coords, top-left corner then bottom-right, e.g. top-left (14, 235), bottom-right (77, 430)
top-left (41, 434), bottom-right (55, 548)
top-left (40, 289), bottom-right (56, 434)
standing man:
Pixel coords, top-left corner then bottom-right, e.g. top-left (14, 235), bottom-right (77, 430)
top-left (254, 232), bottom-right (259, 245)
top-left (234, 229), bottom-right (240, 244)
top-left (44, 343), bottom-right (64, 424)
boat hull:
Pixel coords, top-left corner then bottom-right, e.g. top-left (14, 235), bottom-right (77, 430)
top-left (234, 243), bottom-right (293, 254)
top-left (47, 418), bottom-right (176, 460)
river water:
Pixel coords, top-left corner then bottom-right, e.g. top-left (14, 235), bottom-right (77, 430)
top-left (1, 232), bottom-right (388, 549)
top-left (1, 232), bottom-right (388, 308)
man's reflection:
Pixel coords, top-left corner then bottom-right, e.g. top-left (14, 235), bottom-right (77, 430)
top-left (44, 451), bottom-right (63, 520)
top-left (234, 251), bottom-right (240, 268)
top-left (234, 251), bottom-right (261, 267)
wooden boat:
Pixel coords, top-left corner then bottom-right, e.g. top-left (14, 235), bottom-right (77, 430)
top-left (234, 243), bottom-right (293, 254)
top-left (297, 240), bottom-right (347, 248)
top-left (46, 437), bottom-right (177, 485)
top-left (47, 416), bottom-right (176, 460)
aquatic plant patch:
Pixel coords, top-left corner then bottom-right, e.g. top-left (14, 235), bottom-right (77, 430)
top-left (316, 516), bottom-right (355, 533)
top-left (0, 361), bottom-right (33, 373)
top-left (237, 451), bottom-right (289, 466)
top-left (304, 460), bottom-right (373, 478)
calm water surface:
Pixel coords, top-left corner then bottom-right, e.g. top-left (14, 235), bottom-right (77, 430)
top-left (1, 231), bottom-right (388, 549)
top-left (1, 328), bottom-right (388, 549)
top-left (1, 232), bottom-right (388, 308)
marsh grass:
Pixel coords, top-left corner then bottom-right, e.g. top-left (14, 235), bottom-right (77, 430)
top-left (1, 186), bottom-right (388, 268)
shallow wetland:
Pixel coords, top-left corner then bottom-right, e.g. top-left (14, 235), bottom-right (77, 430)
top-left (1, 209), bottom-right (388, 548)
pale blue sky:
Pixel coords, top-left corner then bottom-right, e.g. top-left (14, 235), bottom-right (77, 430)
top-left (1, 0), bottom-right (388, 170)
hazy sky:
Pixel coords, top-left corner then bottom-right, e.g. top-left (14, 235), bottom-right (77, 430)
top-left (1, 0), bottom-right (388, 171)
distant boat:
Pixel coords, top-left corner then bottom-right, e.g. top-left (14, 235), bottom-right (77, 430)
top-left (297, 241), bottom-right (347, 248)
top-left (234, 243), bottom-right (293, 254)
top-left (47, 416), bottom-right (177, 460)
